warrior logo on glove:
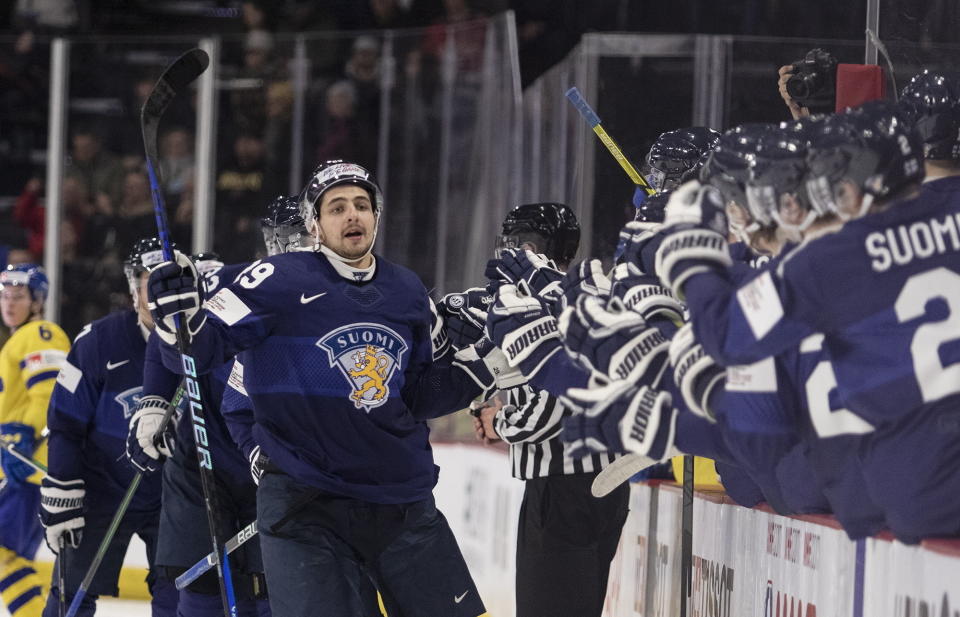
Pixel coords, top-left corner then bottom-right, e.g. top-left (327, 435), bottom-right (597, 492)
top-left (317, 323), bottom-right (408, 411)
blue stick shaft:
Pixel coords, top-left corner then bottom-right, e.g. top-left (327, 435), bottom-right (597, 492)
top-left (144, 153), bottom-right (237, 617)
top-left (565, 87), bottom-right (601, 127)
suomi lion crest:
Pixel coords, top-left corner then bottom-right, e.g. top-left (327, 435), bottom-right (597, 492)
top-left (348, 345), bottom-right (389, 404)
top-left (317, 323), bottom-right (408, 412)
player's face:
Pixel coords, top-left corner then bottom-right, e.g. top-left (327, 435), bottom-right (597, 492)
top-left (832, 179), bottom-right (863, 220)
top-left (136, 272), bottom-right (155, 331)
top-left (0, 286), bottom-right (35, 329)
top-left (777, 193), bottom-right (805, 227)
top-left (747, 226), bottom-right (784, 257)
top-left (725, 201), bottom-right (752, 241)
top-left (315, 185), bottom-right (376, 263)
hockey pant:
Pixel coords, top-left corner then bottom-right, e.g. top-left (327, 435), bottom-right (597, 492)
top-left (257, 470), bottom-right (487, 617)
top-left (42, 507), bottom-right (177, 617)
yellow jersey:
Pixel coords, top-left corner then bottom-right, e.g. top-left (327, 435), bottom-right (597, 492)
top-left (0, 319), bottom-right (70, 483)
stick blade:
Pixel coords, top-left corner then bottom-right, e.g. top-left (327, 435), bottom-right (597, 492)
top-left (141, 48), bottom-right (209, 124)
top-left (591, 453), bottom-right (654, 497)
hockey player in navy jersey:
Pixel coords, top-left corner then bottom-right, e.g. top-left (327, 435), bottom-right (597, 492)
top-left (652, 99), bottom-right (960, 541)
top-left (0, 265), bottom-right (70, 617)
top-left (147, 161), bottom-right (488, 617)
top-left (42, 241), bottom-right (177, 617)
top-left (553, 124), bottom-right (887, 535)
top-left (128, 243), bottom-right (271, 617)
top-left (127, 196), bottom-right (321, 617)
top-left (642, 127), bottom-right (721, 192)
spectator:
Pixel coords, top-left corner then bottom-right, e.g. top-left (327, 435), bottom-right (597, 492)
top-left (12, 0), bottom-right (78, 32)
top-left (113, 170), bottom-right (158, 257)
top-left (344, 35), bottom-right (381, 126)
top-left (228, 29), bottom-right (279, 134)
top-left (314, 80), bottom-right (376, 169)
top-left (12, 174), bottom-right (95, 259)
top-left (215, 133), bottom-right (273, 262)
top-left (58, 220), bottom-right (116, 338)
top-left (264, 80), bottom-right (294, 189)
top-left (13, 178), bottom-right (46, 259)
top-left (65, 127), bottom-right (125, 213)
top-left (421, 0), bottom-right (487, 74)
top-left (159, 127), bottom-right (195, 204)
top-left (5, 247), bottom-right (35, 267)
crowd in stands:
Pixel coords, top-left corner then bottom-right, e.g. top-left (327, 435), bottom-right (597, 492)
top-left (0, 0), bottom-right (903, 341)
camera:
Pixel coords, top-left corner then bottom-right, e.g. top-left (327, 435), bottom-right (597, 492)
top-left (786, 48), bottom-right (838, 112)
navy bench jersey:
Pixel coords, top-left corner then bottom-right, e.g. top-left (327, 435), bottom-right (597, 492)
top-left (684, 176), bottom-right (960, 428)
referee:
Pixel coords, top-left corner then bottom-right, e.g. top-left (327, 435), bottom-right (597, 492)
top-left (474, 203), bottom-right (629, 617)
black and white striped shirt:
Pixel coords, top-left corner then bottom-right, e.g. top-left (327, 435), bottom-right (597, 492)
top-left (494, 384), bottom-right (619, 480)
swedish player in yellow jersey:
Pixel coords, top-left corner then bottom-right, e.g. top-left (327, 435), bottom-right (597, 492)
top-left (0, 264), bottom-right (70, 617)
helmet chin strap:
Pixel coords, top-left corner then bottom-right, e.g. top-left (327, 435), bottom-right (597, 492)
top-left (313, 214), bottom-right (381, 265)
top-left (856, 193), bottom-right (875, 219)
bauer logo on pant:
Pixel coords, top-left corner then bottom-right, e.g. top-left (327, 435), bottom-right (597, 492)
top-left (317, 323), bottom-right (408, 412)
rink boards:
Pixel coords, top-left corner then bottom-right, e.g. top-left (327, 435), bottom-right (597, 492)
top-left (20, 444), bottom-right (960, 616)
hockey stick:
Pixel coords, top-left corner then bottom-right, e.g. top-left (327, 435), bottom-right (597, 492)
top-left (140, 47), bottom-right (238, 617)
top-left (176, 520), bottom-right (258, 590)
top-left (58, 536), bottom-right (66, 617)
top-left (5, 442), bottom-right (48, 474)
top-left (65, 387), bottom-right (186, 617)
top-left (565, 87), bottom-right (657, 202)
top-left (5, 441), bottom-right (65, 616)
top-left (590, 452), bottom-right (655, 498)
top-left (679, 454), bottom-right (694, 617)
top-left (65, 471), bottom-right (142, 617)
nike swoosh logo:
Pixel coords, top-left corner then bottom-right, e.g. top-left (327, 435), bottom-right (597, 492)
top-left (106, 359), bottom-right (130, 370)
top-left (454, 591), bottom-right (469, 604)
top-left (300, 292), bottom-right (327, 304)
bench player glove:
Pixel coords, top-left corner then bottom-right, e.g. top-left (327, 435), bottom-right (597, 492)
top-left (428, 298), bottom-right (451, 361)
top-left (561, 379), bottom-right (675, 460)
top-left (556, 259), bottom-right (611, 313)
top-left (436, 287), bottom-right (491, 348)
top-left (619, 220), bottom-right (664, 275)
top-left (655, 181), bottom-right (732, 299)
top-left (0, 423), bottom-right (37, 486)
top-left (486, 282), bottom-right (562, 380)
top-left (558, 295), bottom-right (670, 388)
top-left (39, 475), bottom-right (85, 553)
top-left (126, 395), bottom-right (177, 474)
top-left (147, 250), bottom-right (206, 346)
top-left (485, 249), bottom-right (563, 303)
top-left (609, 263), bottom-right (684, 325)
top-left (669, 323), bottom-right (725, 422)
top-left (453, 337), bottom-right (526, 399)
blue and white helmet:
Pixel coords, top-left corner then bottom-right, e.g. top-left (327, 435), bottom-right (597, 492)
top-left (0, 264), bottom-right (49, 305)
top-left (297, 160), bottom-right (383, 232)
top-left (192, 252), bottom-right (225, 276)
top-left (124, 238), bottom-right (173, 307)
top-left (899, 70), bottom-right (960, 160)
top-left (262, 195), bottom-right (311, 256)
top-left (806, 100), bottom-right (924, 220)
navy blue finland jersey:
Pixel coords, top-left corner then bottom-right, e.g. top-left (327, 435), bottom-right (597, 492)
top-left (159, 252), bottom-right (482, 503)
top-left (48, 310), bottom-right (162, 512)
top-left (783, 334), bottom-right (885, 537)
top-left (685, 177), bottom-right (960, 428)
top-left (142, 261), bottom-right (252, 482)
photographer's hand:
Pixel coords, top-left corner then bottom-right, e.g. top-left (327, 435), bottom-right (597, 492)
top-left (778, 65), bottom-right (810, 120)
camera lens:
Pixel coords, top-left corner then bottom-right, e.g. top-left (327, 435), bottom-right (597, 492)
top-left (786, 73), bottom-right (813, 100)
